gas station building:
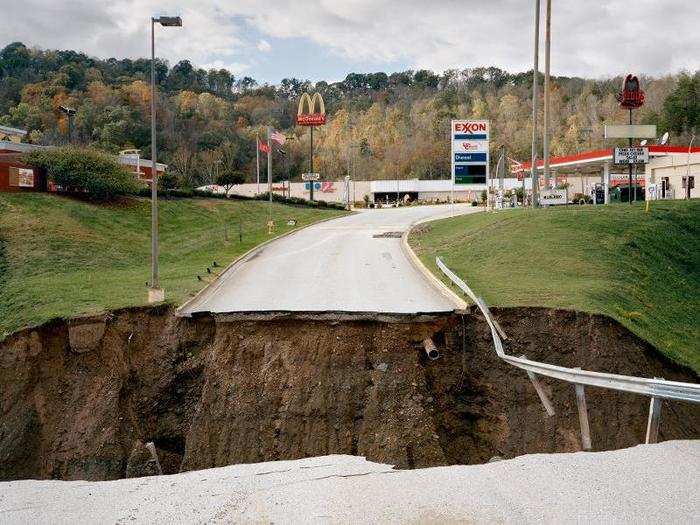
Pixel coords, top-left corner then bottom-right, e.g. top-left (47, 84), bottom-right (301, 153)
top-left (514, 145), bottom-right (700, 202)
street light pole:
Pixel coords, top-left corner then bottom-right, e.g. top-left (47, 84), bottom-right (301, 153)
top-left (149, 15), bottom-right (182, 303)
top-left (59, 106), bottom-right (76, 144)
top-left (530, 0), bottom-right (540, 207)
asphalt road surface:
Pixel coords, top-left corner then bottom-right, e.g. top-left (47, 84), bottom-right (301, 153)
top-left (2, 441), bottom-right (697, 524)
top-left (180, 204), bottom-right (479, 315)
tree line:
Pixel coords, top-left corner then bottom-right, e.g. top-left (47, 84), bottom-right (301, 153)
top-left (1, 42), bottom-right (698, 188)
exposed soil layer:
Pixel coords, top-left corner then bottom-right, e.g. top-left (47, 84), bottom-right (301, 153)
top-left (1, 306), bottom-right (698, 481)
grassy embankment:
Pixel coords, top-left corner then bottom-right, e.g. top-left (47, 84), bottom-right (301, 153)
top-left (0, 193), bottom-right (346, 338)
top-left (409, 200), bottom-right (700, 373)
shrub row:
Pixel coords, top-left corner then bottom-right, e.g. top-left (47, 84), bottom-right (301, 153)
top-left (137, 187), bottom-right (347, 210)
top-left (23, 146), bottom-right (140, 200)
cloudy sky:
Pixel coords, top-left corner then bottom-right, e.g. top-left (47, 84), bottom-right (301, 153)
top-left (2, 1), bottom-right (699, 83)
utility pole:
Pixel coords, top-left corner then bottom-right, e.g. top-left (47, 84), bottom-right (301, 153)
top-left (530, 0), bottom-right (541, 207)
top-left (543, 0), bottom-right (552, 189)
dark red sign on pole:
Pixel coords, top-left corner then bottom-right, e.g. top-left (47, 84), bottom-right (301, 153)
top-left (616, 74), bottom-right (645, 109)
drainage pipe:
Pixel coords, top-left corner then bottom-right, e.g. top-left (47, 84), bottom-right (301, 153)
top-left (423, 338), bottom-right (440, 360)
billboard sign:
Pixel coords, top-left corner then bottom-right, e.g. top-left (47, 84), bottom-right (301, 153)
top-left (302, 172), bottom-right (321, 181)
top-left (604, 125), bottom-right (656, 139)
top-left (614, 147), bottom-right (649, 165)
top-left (451, 120), bottom-right (489, 186)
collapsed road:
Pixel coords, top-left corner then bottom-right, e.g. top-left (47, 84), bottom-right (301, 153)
top-left (1, 201), bottom-right (697, 523)
top-left (178, 204), bottom-right (477, 316)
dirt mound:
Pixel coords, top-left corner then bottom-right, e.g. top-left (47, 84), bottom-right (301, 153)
top-left (0, 306), bottom-right (697, 480)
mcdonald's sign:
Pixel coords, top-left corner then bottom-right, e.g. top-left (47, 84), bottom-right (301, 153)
top-left (296, 92), bottom-right (326, 126)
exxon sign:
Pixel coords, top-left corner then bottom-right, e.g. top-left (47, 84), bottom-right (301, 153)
top-left (451, 119), bottom-right (489, 186)
top-left (454, 122), bottom-right (487, 134)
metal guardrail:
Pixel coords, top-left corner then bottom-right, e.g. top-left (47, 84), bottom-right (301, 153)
top-left (436, 256), bottom-right (700, 448)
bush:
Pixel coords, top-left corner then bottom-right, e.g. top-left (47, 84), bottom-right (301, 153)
top-left (23, 146), bottom-right (139, 200)
top-left (572, 192), bottom-right (592, 204)
top-left (254, 192), bottom-right (346, 210)
top-left (471, 201), bottom-right (478, 207)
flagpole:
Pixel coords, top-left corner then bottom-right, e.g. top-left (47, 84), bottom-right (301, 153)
top-left (267, 126), bottom-right (272, 204)
top-left (256, 132), bottom-right (260, 195)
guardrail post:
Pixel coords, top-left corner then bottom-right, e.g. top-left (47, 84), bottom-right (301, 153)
top-left (573, 372), bottom-right (592, 450)
top-left (645, 396), bottom-right (662, 444)
top-left (645, 377), bottom-right (664, 444)
top-left (521, 355), bottom-right (555, 416)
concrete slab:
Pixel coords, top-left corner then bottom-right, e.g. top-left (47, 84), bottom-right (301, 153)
top-left (1, 441), bottom-right (697, 524)
top-left (179, 204), bottom-right (479, 316)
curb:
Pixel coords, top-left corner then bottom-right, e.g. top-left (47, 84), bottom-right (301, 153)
top-left (176, 211), bottom-right (351, 317)
top-left (400, 209), bottom-right (477, 311)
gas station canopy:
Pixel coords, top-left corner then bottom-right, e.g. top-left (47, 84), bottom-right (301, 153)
top-left (513, 145), bottom-right (700, 176)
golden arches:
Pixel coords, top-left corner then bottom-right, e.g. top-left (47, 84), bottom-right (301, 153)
top-left (297, 92), bottom-right (325, 116)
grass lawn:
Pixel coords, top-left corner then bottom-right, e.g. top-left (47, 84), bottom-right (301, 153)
top-left (409, 200), bottom-right (700, 373)
top-left (0, 193), bottom-right (346, 338)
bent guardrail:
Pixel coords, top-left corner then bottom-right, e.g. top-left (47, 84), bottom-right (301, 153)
top-left (436, 256), bottom-right (700, 449)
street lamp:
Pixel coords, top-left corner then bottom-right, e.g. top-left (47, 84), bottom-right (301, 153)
top-left (149, 15), bottom-right (182, 303)
top-left (59, 105), bottom-right (76, 144)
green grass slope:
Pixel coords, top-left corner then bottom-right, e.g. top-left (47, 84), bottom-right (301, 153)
top-left (410, 201), bottom-right (700, 373)
top-left (0, 193), bottom-right (345, 338)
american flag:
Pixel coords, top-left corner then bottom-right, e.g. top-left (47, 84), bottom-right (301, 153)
top-left (270, 129), bottom-right (286, 146)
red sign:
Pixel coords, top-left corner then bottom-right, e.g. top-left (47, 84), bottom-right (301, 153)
top-left (617, 74), bottom-right (645, 109)
top-left (297, 93), bottom-right (326, 127)
top-left (296, 113), bottom-right (327, 126)
top-left (454, 122), bottom-right (487, 133)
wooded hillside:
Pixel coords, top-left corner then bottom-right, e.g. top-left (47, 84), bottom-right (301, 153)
top-left (1, 42), bottom-right (698, 187)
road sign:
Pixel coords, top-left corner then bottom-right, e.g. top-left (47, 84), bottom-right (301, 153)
top-left (540, 188), bottom-right (568, 206)
top-left (604, 125), bottom-right (656, 139)
top-left (614, 147), bottom-right (649, 165)
top-left (302, 172), bottom-right (320, 181)
top-left (451, 120), bottom-right (489, 186)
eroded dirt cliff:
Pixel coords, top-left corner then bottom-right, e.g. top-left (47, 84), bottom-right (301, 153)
top-left (1, 305), bottom-right (697, 480)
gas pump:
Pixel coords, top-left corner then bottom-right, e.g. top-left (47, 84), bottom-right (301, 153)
top-left (592, 183), bottom-right (605, 205)
top-left (496, 189), bottom-right (505, 209)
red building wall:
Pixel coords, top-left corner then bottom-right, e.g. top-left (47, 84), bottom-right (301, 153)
top-left (0, 155), bottom-right (46, 192)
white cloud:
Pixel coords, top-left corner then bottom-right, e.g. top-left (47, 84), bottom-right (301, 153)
top-left (256, 39), bottom-right (272, 53)
top-left (201, 60), bottom-right (250, 75)
top-left (1, 0), bottom-right (698, 80)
